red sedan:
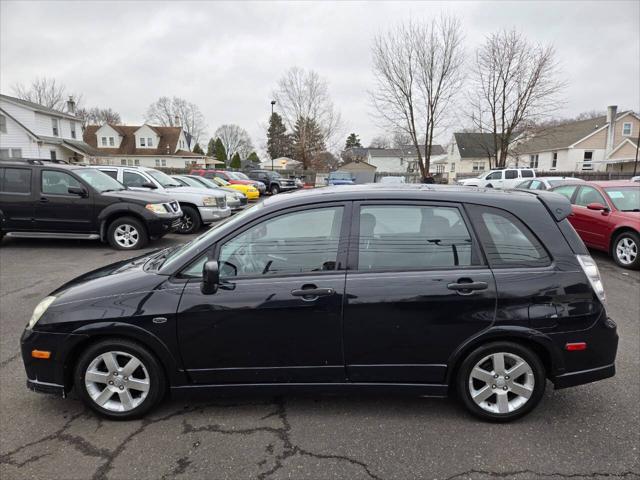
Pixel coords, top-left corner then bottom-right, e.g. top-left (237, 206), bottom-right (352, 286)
top-left (551, 180), bottom-right (640, 269)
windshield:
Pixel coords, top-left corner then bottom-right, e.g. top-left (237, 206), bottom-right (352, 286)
top-left (175, 176), bottom-right (205, 189)
top-left (331, 172), bottom-right (352, 180)
top-left (158, 202), bottom-right (264, 272)
top-left (605, 187), bottom-right (640, 211)
top-left (75, 169), bottom-right (125, 192)
top-left (212, 176), bottom-right (230, 187)
top-left (230, 172), bottom-right (250, 180)
top-left (192, 176), bottom-right (221, 189)
top-left (146, 169), bottom-right (182, 188)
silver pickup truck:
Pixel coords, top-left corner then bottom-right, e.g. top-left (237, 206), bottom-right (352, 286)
top-left (91, 166), bottom-right (230, 233)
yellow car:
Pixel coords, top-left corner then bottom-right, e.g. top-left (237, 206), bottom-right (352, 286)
top-left (210, 176), bottom-right (260, 200)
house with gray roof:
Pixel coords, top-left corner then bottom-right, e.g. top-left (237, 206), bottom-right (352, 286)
top-left (0, 93), bottom-right (96, 163)
top-left (366, 144), bottom-right (446, 174)
top-left (446, 132), bottom-right (498, 180)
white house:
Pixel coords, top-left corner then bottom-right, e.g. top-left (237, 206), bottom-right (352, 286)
top-left (366, 145), bottom-right (446, 173)
top-left (83, 124), bottom-right (210, 168)
top-left (259, 157), bottom-right (302, 170)
top-left (0, 93), bottom-right (95, 162)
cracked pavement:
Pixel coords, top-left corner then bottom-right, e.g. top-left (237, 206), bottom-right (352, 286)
top-left (1, 234), bottom-right (639, 479)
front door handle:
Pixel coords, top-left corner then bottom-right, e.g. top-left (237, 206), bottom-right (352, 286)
top-left (291, 287), bottom-right (335, 300)
top-left (447, 281), bottom-right (488, 295)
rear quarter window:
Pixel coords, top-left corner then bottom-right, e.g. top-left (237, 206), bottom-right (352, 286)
top-left (468, 205), bottom-right (551, 268)
top-left (0, 167), bottom-right (32, 194)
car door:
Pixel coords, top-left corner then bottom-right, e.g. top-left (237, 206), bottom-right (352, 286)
top-left (35, 169), bottom-right (94, 233)
top-left (342, 201), bottom-right (497, 385)
top-left (0, 166), bottom-right (35, 231)
top-left (484, 171), bottom-right (503, 188)
top-left (503, 170), bottom-right (519, 188)
top-left (175, 202), bottom-right (351, 384)
top-left (120, 169), bottom-right (155, 192)
top-left (570, 185), bottom-right (611, 249)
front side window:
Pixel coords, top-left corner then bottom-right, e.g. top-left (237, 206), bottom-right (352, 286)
top-left (51, 118), bottom-right (59, 136)
top-left (505, 170), bottom-right (518, 179)
top-left (357, 205), bottom-right (473, 270)
top-left (0, 114), bottom-right (6, 133)
top-left (41, 170), bottom-right (81, 195)
top-left (217, 206), bottom-right (344, 278)
top-left (0, 168), bottom-right (31, 194)
top-left (575, 186), bottom-right (607, 207)
top-left (122, 171), bottom-right (149, 188)
top-left (622, 123), bottom-right (632, 136)
top-left (75, 169), bottom-right (124, 192)
top-left (486, 171), bottom-right (502, 180)
top-left (469, 205), bottom-right (551, 268)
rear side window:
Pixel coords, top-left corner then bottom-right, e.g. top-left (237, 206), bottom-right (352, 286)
top-left (521, 170), bottom-right (534, 178)
top-left (0, 167), bottom-right (31, 194)
top-left (468, 205), bottom-right (551, 268)
top-left (553, 185), bottom-right (578, 202)
top-left (505, 170), bottom-right (518, 179)
top-left (101, 170), bottom-right (118, 180)
top-left (357, 205), bottom-right (473, 270)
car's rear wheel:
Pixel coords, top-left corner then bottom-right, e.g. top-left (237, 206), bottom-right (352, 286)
top-left (457, 341), bottom-right (545, 422)
top-left (613, 231), bottom-right (640, 270)
top-left (270, 184), bottom-right (280, 195)
top-left (178, 206), bottom-right (202, 234)
top-left (74, 339), bottom-right (165, 420)
top-left (107, 216), bottom-right (148, 250)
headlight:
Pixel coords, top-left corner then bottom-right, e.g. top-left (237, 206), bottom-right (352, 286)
top-left (226, 194), bottom-right (236, 202)
top-left (202, 196), bottom-right (218, 206)
top-left (145, 203), bottom-right (167, 214)
top-left (27, 296), bottom-right (56, 330)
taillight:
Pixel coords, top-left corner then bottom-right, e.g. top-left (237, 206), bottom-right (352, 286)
top-left (576, 255), bottom-right (606, 305)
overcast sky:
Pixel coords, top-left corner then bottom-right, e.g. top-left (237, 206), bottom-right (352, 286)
top-left (1, 0), bottom-right (638, 155)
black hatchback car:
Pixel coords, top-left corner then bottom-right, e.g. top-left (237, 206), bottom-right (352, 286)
top-left (0, 160), bottom-right (182, 249)
top-left (20, 185), bottom-right (618, 421)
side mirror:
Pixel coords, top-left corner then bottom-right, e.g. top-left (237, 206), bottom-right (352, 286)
top-left (587, 202), bottom-right (608, 212)
top-left (141, 182), bottom-right (158, 189)
top-left (201, 260), bottom-right (219, 295)
top-left (68, 186), bottom-right (88, 197)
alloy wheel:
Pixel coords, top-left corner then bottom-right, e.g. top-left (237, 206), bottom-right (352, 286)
top-left (84, 351), bottom-right (150, 412)
top-left (616, 237), bottom-right (637, 265)
top-left (114, 224), bottom-right (139, 248)
top-left (179, 215), bottom-right (194, 233)
top-left (468, 352), bottom-right (534, 414)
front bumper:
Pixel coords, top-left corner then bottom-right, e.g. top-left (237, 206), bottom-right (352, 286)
top-left (147, 215), bottom-right (182, 237)
top-left (198, 206), bottom-right (231, 223)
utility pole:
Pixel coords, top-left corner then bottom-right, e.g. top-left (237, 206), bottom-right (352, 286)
top-left (270, 100), bottom-right (276, 171)
top-left (633, 129), bottom-right (639, 177)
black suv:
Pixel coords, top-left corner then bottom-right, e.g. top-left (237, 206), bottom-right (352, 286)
top-left (0, 160), bottom-right (182, 250)
top-left (20, 185), bottom-right (617, 421)
top-left (247, 169), bottom-right (297, 195)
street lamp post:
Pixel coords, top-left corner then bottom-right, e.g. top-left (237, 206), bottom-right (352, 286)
top-left (270, 100), bottom-right (276, 171)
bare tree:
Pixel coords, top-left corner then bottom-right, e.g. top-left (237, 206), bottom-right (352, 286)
top-left (12, 77), bottom-right (83, 113)
top-left (145, 96), bottom-right (207, 145)
top-left (214, 124), bottom-right (254, 162)
top-left (76, 107), bottom-right (121, 128)
top-left (368, 135), bottom-right (391, 149)
top-left (371, 16), bottom-right (464, 179)
top-left (272, 67), bottom-right (342, 168)
top-left (468, 29), bottom-right (565, 168)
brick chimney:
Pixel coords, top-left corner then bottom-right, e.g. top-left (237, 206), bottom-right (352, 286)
top-left (66, 96), bottom-right (76, 114)
top-left (174, 115), bottom-right (180, 127)
top-left (606, 105), bottom-right (617, 154)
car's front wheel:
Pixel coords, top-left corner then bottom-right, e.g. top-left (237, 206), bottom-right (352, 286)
top-left (178, 206), bottom-right (202, 234)
top-left (107, 216), bottom-right (148, 250)
top-left (613, 231), bottom-right (640, 270)
top-left (74, 339), bottom-right (166, 420)
top-left (270, 184), bottom-right (280, 195)
top-left (457, 341), bottom-right (545, 422)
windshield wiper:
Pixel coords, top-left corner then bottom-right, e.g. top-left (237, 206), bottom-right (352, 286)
top-left (621, 209), bottom-right (640, 212)
top-left (101, 188), bottom-right (125, 192)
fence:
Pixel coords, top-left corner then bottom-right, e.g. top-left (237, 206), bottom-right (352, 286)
top-left (455, 170), bottom-right (636, 182)
top-left (374, 172), bottom-right (449, 184)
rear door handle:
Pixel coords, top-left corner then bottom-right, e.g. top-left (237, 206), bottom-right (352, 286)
top-left (291, 287), bottom-right (335, 299)
top-left (447, 281), bottom-right (488, 295)
top-left (39, 197), bottom-right (49, 203)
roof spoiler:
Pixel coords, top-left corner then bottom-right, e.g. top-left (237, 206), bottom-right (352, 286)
top-left (526, 190), bottom-right (573, 221)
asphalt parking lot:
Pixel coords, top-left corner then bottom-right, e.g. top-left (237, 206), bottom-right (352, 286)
top-left (0, 233), bottom-right (638, 480)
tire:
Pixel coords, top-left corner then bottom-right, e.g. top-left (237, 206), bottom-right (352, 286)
top-left (485, 183), bottom-right (494, 188)
top-left (612, 230), bottom-right (640, 270)
top-left (270, 184), bottom-right (280, 195)
top-left (457, 341), bottom-right (546, 422)
top-left (106, 216), bottom-right (148, 250)
top-left (74, 339), bottom-right (166, 420)
top-left (178, 206), bottom-right (202, 234)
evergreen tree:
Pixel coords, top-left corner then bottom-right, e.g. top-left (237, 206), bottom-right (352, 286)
top-left (206, 138), bottom-right (215, 157)
top-left (267, 112), bottom-right (292, 159)
top-left (247, 151), bottom-right (260, 165)
top-left (214, 138), bottom-right (228, 167)
top-left (292, 116), bottom-right (325, 169)
top-left (192, 143), bottom-right (204, 155)
top-left (230, 152), bottom-right (242, 169)
top-left (344, 133), bottom-right (362, 149)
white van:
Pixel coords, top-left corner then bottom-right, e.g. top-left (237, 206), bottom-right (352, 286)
top-left (457, 168), bottom-right (536, 189)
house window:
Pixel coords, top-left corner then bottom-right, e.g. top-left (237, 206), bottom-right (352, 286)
top-left (134, 159), bottom-right (140, 166)
top-left (51, 118), bottom-right (59, 136)
top-left (472, 161), bottom-right (485, 172)
top-left (552, 152), bottom-right (558, 169)
top-left (101, 137), bottom-right (107, 146)
top-left (161, 159), bottom-right (166, 166)
top-left (436, 164), bottom-right (444, 173)
top-left (147, 137), bottom-right (153, 147)
top-left (140, 137), bottom-right (146, 147)
top-left (0, 149), bottom-right (9, 159)
top-left (11, 148), bottom-right (22, 158)
top-left (0, 114), bottom-right (6, 133)
top-left (155, 159), bottom-right (160, 166)
top-left (70, 122), bottom-right (76, 139)
top-left (121, 159), bottom-right (127, 165)
top-left (109, 137), bottom-right (115, 146)
top-left (450, 162), bottom-right (455, 172)
top-left (50, 150), bottom-right (57, 161)
top-left (529, 154), bottom-right (539, 169)
top-left (128, 159), bottom-right (134, 166)
top-left (582, 151), bottom-right (593, 170)
top-left (622, 123), bottom-right (632, 136)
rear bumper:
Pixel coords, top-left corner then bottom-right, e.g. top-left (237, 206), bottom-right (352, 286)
top-left (553, 363), bottom-right (615, 389)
